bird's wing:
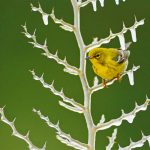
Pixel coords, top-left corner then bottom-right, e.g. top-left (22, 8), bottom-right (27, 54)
top-left (113, 54), bottom-right (124, 64)
top-left (113, 50), bottom-right (130, 64)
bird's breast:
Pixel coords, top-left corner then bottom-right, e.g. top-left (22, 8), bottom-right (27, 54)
top-left (92, 62), bottom-right (127, 80)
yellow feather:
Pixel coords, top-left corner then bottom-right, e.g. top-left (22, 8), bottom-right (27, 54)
top-left (88, 48), bottom-right (129, 80)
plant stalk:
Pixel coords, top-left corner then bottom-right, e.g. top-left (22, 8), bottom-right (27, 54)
top-left (71, 1), bottom-right (96, 149)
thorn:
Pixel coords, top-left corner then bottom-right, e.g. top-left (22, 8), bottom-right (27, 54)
top-left (130, 138), bottom-right (133, 143)
top-left (63, 56), bottom-right (67, 62)
top-left (21, 22), bottom-right (27, 30)
top-left (51, 80), bottom-right (55, 86)
top-left (32, 108), bottom-right (36, 112)
top-left (12, 117), bottom-right (16, 124)
top-left (33, 29), bottom-right (36, 35)
top-left (30, 3), bottom-right (33, 8)
top-left (146, 99), bottom-right (150, 104)
top-left (37, 110), bottom-right (41, 115)
top-left (28, 41), bottom-right (35, 46)
top-left (40, 74), bottom-right (44, 83)
top-left (2, 105), bottom-right (6, 110)
top-left (114, 140), bottom-right (117, 144)
top-left (51, 7), bottom-right (55, 14)
top-left (134, 15), bottom-right (137, 22)
top-left (38, 2), bottom-right (41, 9)
top-left (21, 31), bottom-right (25, 35)
top-left (41, 52), bottom-right (47, 56)
top-left (41, 73), bottom-right (44, 78)
top-left (99, 114), bottom-right (105, 124)
top-left (29, 69), bottom-right (35, 74)
top-left (42, 142), bottom-right (47, 149)
top-left (141, 131), bottom-right (145, 137)
top-left (118, 144), bottom-right (121, 149)
top-left (68, 134), bottom-right (71, 138)
top-left (26, 130), bottom-right (30, 138)
top-left (44, 38), bottom-right (47, 46)
top-left (60, 88), bottom-right (64, 94)
top-left (132, 65), bottom-right (140, 71)
top-left (56, 121), bottom-right (60, 128)
top-left (12, 131), bottom-right (17, 136)
top-left (110, 28), bottom-right (113, 35)
top-left (45, 116), bottom-right (49, 121)
top-left (121, 109), bottom-right (125, 114)
top-left (54, 50), bottom-right (58, 56)
top-left (93, 37), bottom-right (98, 42)
top-left (146, 94), bottom-right (149, 100)
top-left (122, 21), bottom-right (126, 28)
top-left (135, 101), bottom-right (139, 107)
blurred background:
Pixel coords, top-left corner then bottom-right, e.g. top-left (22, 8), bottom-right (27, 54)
top-left (0, 0), bottom-right (150, 149)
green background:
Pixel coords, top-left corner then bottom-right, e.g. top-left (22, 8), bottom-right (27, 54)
top-left (0, 0), bottom-right (150, 150)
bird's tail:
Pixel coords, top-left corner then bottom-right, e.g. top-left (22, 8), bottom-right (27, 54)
top-left (122, 50), bottom-right (130, 59)
top-left (119, 42), bottom-right (131, 59)
top-left (125, 42), bottom-right (132, 50)
top-left (119, 42), bottom-right (132, 50)
top-left (118, 50), bottom-right (130, 64)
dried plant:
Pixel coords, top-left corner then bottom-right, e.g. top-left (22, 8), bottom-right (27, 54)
top-left (0, 0), bottom-right (150, 150)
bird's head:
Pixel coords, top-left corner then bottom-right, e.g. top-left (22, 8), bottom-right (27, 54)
top-left (86, 47), bottom-right (130, 65)
top-left (86, 48), bottom-right (105, 64)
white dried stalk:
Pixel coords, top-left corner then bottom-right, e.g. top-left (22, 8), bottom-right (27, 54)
top-left (130, 28), bottom-right (137, 42)
top-left (21, 23), bottom-right (36, 41)
top-left (118, 33), bottom-right (126, 50)
top-left (118, 132), bottom-right (150, 150)
top-left (71, 0), bottom-right (96, 150)
top-left (0, 107), bottom-right (46, 150)
top-left (79, 0), bottom-right (127, 10)
top-left (96, 98), bottom-right (150, 131)
top-left (86, 17), bottom-right (145, 52)
top-left (99, 114), bottom-right (105, 124)
top-left (115, 0), bottom-right (127, 5)
top-left (115, 0), bottom-right (120, 5)
top-left (22, 23), bottom-right (79, 76)
top-left (30, 70), bottom-right (84, 114)
top-left (91, 65), bottom-right (140, 93)
top-left (30, 3), bottom-right (49, 25)
top-left (31, 3), bottom-right (74, 31)
top-left (59, 101), bottom-right (84, 113)
top-left (23, 1), bottom-right (148, 150)
top-left (50, 8), bottom-right (74, 32)
top-left (106, 129), bottom-right (117, 150)
top-left (33, 108), bottom-right (88, 150)
top-left (127, 65), bottom-right (137, 85)
top-left (93, 76), bottom-right (99, 87)
top-left (99, 0), bottom-right (105, 7)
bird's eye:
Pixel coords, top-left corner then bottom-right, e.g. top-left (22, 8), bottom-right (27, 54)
top-left (95, 54), bottom-right (100, 58)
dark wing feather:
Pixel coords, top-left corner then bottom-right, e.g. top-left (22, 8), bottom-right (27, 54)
top-left (113, 50), bottom-right (130, 64)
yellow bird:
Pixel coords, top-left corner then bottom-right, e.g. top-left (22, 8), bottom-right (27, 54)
top-left (87, 46), bottom-right (130, 87)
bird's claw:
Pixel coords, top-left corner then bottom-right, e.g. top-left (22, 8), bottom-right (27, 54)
top-left (102, 79), bottom-right (107, 88)
top-left (116, 74), bottom-right (122, 82)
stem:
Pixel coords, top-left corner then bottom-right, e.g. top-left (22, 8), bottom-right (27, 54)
top-left (71, 0), bottom-right (96, 149)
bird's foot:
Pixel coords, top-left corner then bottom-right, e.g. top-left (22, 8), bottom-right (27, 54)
top-left (102, 79), bottom-right (107, 88)
top-left (116, 74), bottom-right (122, 82)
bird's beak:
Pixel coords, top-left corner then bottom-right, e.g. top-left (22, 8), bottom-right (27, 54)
top-left (85, 56), bottom-right (93, 59)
